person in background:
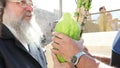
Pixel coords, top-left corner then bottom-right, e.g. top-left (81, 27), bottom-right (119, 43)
top-left (0, 0), bottom-right (47, 68)
top-left (98, 6), bottom-right (112, 32)
top-left (51, 32), bottom-right (115, 68)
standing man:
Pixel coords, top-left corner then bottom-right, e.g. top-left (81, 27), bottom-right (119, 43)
top-left (98, 6), bottom-right (111, 32)
top-left (0, 0), bottom-right (47, 68)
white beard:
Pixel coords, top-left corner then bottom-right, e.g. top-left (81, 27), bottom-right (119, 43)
top-left (3, 10), bottom-right (44, 48)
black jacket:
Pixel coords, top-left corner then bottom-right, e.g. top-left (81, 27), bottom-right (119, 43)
top-left (0, 24), bottom-right (47, 68)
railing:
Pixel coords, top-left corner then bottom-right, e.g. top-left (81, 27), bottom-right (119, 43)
top-left (84, 9), bottom-right (120, 33)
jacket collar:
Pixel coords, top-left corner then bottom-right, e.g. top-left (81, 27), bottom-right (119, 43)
top-left (0, 24), bottom-right (43, 66)
top-left (0, 24), bottom-right (28, 52)
top-left (0, 24), bottom-right (15, 39)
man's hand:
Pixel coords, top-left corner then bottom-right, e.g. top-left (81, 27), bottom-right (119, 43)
top-left (51, 52), bottom-right (74, 68)
top-left (51, 32), bottom-right (84, 62)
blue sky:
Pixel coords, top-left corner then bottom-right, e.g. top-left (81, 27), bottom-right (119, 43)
top-left (33, 0), bottom-right (120, 13)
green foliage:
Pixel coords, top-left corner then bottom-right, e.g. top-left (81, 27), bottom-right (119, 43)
top-left (77, 0), bottom-right (83, 8)
top-left (74, 12), bottom-right (79, 17)
top-left (77, 0), bottom-right (92, 11)
top-left (84, 0), bottom-right (92, 11)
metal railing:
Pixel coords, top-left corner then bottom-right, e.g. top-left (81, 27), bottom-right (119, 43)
top-left (83, 9), bottom-right (120, 32)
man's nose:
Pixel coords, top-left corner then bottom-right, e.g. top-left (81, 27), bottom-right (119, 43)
top-left (25, 5), bottom-right (33, 12)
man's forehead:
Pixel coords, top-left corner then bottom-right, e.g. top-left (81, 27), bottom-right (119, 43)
top-left (8, 0), bottom-right (32, 2)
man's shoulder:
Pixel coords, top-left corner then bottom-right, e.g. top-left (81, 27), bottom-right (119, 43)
top-left (0, 39), bottom-right (5, 52)
top-left (0, 39), bottom-right (4, 46)
top-left (0, 38), bottom-right (8, 48)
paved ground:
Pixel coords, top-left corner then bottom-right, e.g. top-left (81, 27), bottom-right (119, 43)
top-left (45, 31), bottom-right (118, 68)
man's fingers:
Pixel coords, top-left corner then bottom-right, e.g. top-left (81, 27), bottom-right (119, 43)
top-left (52, 32), bottom-right (73, 44)
top-left (52, 36), bottom-right (62, 45)
top-left (52, 32), bottom-right (66, 39)
top-left (51, 42), bottom-right (61, 50)
top-left (51, 51), bottom-right (60, 65)
top-left (51, 48), bottom-right (59, 54)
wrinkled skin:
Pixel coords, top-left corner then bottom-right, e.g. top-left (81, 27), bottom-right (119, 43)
top-left (51, 32), bottom-right (84, 62)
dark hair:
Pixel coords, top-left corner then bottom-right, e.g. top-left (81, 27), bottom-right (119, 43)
top-left (0, 0), bottom-right (6, 36)
top-left (99, 6), bottom-right (106, 11)
top-left (0, 0), bottom-right (6, 7)
top-left (0, 0), bottom-right (6, 22)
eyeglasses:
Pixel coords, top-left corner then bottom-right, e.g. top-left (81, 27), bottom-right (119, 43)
top-left (8, 0), bottom-right (33, 8)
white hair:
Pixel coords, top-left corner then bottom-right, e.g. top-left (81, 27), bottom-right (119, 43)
top-left (3, 9), bottom-right (44, 48)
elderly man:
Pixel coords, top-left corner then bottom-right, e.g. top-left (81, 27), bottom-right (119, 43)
top-left (0, 0), bottom-right (47, 68)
